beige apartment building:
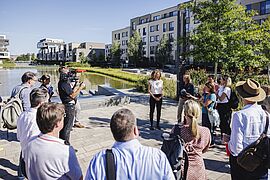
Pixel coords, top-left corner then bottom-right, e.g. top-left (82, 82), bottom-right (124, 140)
top-left (112, 27), bottom-right (130, 62)
top-left (112, 5), bottom-right (185, 66)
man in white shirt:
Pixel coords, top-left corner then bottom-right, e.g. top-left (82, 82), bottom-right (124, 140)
top-left (17, 88), bottom-right (49, 179)
top-left (24, 103), bottom-right (82, 180)
top-left (228, 79), bottom-right (269, 180)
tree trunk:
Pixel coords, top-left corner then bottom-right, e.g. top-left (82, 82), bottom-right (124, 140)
top-left (214, 62), bottom-right (218, 81)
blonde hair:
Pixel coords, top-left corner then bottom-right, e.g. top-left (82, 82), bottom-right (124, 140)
top-left (183, 100), bottom-right (201, 138)
top-left (183, 74), bottom-right (191, 83)
top-left (154, 69), bottom-right (161, 80)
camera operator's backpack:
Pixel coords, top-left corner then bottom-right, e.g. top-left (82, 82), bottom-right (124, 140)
top-left (2, 87), bottom-right (27, 130)
top-left (161, 125), bottom-right (189, 180)
top-left (225, 89), bottom-right (239, 110)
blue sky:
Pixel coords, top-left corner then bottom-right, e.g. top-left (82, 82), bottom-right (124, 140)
top-left (0, 0), bottom-right (186, 55)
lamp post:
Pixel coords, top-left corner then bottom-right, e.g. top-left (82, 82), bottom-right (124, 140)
top-left (177, 55), bottom-right (186, 99)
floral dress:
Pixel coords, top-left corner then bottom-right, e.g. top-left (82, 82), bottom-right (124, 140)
top-left (173, 124), bottom-right (211, 180)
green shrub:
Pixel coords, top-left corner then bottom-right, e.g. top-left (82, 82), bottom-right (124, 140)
top-left (186, 68), bottom-right (207, 86)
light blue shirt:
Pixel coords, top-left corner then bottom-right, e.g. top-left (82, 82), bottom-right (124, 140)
top-left (85, 139), bottom-right (175, 180)
top-left (202, 93), bottom-right (216, 114)
top-left (11, 84), bottom-right (31, 111)
top-left (229, 103), bottom-right (270, 156)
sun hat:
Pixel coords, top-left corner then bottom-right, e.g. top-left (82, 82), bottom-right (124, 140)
top-left (235, 78), bottom-right (266, 102)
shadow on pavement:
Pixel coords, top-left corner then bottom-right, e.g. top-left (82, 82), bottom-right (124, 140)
top-left (89, 116), bottom-right (174, 142)
top-left (0, 130), bottom-right (18, 142)
top-left (204, 158), bottom-right (230, 174)
top-left (0, 158), bottom-right (18, 179)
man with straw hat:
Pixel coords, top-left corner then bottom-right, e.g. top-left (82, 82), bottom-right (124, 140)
top-left (228, 79), bottom-right (270, 180)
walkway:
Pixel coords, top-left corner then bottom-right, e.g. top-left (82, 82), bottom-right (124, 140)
top-left (0, 89), bottom-right (231, 179)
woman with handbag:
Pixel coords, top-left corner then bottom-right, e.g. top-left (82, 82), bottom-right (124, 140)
top-left (200, 82), bottom-right (218, 145)
top-left (228, 79), bottom-right (270, 180)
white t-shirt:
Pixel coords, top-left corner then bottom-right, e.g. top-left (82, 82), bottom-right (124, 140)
top-left (149, 79), bottom-right (163, 95)
top-left (217, 86), bottom-right (231, 103)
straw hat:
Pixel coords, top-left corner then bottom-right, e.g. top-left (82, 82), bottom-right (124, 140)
top-left (235, 79), bottom-right (266, 102)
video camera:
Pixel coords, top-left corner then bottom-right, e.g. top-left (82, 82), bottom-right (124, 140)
top-left (59, 69), bottom-right (79, 82)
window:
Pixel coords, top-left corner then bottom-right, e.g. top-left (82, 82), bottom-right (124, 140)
top-left (156, 24), bottom-right (159, 31)
top-left (169, 33), bottom-right (174, 41)
top-left (163, 13), bottom-right (168, 18)
top-left (185, 24), bottom-right (190, 33)
top-left (143, 37), bottom-right (146, 45)
top-left (126, 31), bottom-right (128, 37)
top-left (122, 40), bottom-right (125, 45)
top-left (114, 34), bottom-right (117, 39)
top-left (156, 35), bottom-right (160, 41)
top-left (169, 11), bottom-right (178, 17)
top-left (143, 28), bottom-right (146, 36)
top-left (150, 26), bottom-right (155, 32)
top-left (260, 1), bottom-right (270, 15)
top-left (122, 32), bottom-right (125, 37)
top-left (185, 9), bottom-right (190, 18)
top-left (118, 33), bottom-right (120, 40)
top-left (150, 36), bottom-right (155, 42)
top-left (163, 23), bottom-right (167, 32)
top-left (132, 22), bottom-right (136, 30)
top-left (246, 4), bottom-right (251, 12)
top-left (169, 21), bottom-right (174, 31)
top-left (126, 40), bottom-right (128, 45)
top-left (150, 46), bottom-right (155, 54)
top-left (140, 19), bottom-right (145, 24)
top-left (153, 15), bottom-right (160, 21)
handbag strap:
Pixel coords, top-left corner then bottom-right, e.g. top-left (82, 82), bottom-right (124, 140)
top-left (263, 111), bottom-right (269, 135)
top-left (106, 149), bottom-right (116, 180)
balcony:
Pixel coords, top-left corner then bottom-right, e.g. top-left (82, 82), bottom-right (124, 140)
top-left (0, 51), bottom-right (10, 59)
top-left (0, 39), bottom-right (9, 46)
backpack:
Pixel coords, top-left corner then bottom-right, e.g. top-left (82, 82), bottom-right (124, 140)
top-left (237, 111), bottom-right (270, 171)
top-left (226, 89), bottom-right (239, 110)
top-left (161, 125), bottom-right (189, 180)
top-left (2, 87), bottom-right (27, 130)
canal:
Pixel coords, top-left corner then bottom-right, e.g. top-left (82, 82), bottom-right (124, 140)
top-left (0, 66), bottom-right (134, 96)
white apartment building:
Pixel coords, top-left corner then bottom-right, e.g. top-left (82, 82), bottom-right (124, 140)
top-left (37, 38), bottom-right (65, 62)
top-left (0, 35), bottom-right (10, 60)
top-left (112, 27), bottom-right (130, 62)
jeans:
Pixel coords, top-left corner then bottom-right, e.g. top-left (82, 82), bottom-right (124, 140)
top-left (229, 155), bottom-right (268, 180)
top-left (149, 95), bottom-right (162, 127)
top-left (59, 103), bottom-right (75, 145)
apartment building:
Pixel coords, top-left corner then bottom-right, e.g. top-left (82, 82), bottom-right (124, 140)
top-left (37, 38), bottom-right (65, 62)
top-left (37, 39), bottom-right (105, 63)
top-left (112, 5), bottom-right (186, 66)
top-left (0, 35), bottom-right (10, 60)
top-left (112, 27), bottom-right (130, 62)
top-left (240, 0), bottom-right (270, 23)
top-left (66, 42), bottom-right (105, 62)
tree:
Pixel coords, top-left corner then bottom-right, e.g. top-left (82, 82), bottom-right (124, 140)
top-left (127, 31), bottom-right (143, 67)
top-left (31, 53), bottom-right (36, 61)
top-left (183, 0), bottom-right (270, 76)
top-left (79, 52), bottom-right (88, 64)
top-left (156, 35), bottom-right (173, 68)
top-left (111, 41), bottom-right (122, 66)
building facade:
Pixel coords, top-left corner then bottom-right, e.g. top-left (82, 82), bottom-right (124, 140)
top-left (0, 35), bottom-right (10, 60)
top-left (105, 44), bottom-right (112, 61)
top-left (112, 5), bottom-right (185, 66)
top-left (37, 38), bottom-right (65, 62)
top-left (240, 0), bottom-right (270, 23)
top-left (37, 39), bottom-right (105, 63)
top-left (112, 27), bottom-right (130, 62)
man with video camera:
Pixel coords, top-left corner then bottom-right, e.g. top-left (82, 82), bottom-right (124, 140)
top-left (58, 66), bottom-right (85, 145)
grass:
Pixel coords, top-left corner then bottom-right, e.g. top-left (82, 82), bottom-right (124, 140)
top-left (72, 66), bottom-right (177, 99)
top-left (0, 62), bottom-right (16, 68)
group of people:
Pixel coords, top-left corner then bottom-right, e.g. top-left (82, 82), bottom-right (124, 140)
top-left (0, 67), bottom-right (269, 180)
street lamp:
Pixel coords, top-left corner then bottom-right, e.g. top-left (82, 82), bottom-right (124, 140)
top-left (177, 55), bottom-right (186, 99)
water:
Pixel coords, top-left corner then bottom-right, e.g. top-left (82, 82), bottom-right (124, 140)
top-left (0, 66), bottom-right (134, 96)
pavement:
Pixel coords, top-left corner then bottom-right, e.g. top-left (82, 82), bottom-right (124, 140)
top-left (0, 89), bottom-right (231, 180)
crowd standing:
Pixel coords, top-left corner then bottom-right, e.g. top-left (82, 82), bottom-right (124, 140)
top-left (0, 67), bottom-right (269, 180)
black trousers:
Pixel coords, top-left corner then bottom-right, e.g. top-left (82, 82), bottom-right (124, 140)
top-left (59, 103), bottom-right (75, 145)
top-left (149, 94), bottom-right (162, 127)
top-left (229, 155), bottom-right (268, 180)
top-left (216, 103), bottom-right (231, 136)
